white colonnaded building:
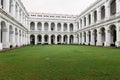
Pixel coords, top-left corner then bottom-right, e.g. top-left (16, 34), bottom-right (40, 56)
top-left (0, 0), bottom-right (120, 51)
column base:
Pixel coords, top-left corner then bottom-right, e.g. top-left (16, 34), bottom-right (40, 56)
top-left (104, 41), bottom-right (110, 47)
top-left (115, 41), bottom-right (120, 47)
top-left (3, 42), bottom-right (10, 49)
top-left (17, 43), bottom-right (20, 47)
top-left (96, 42), bottom-right (103, 46)
top-left (11, 43), bottom-right (17, 48)
top-left (0, 43), bottom-right (3, 51)
top-left (90, 42), bottom-right (95, 45)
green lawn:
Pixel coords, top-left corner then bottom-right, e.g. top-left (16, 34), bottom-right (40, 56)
top-left (0, 45), bottom-right (120, 80)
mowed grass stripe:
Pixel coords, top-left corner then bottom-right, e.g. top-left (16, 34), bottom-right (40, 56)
top-left (0, 45), bottom-right (120, 80)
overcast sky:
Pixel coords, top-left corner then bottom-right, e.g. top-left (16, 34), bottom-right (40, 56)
top-left (21, 0), bottom-right (97, 15)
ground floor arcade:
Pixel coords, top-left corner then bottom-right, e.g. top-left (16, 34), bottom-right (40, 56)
top-left (29, 34), bottom-right (76, 45)
top-left (0, 19), bottom-right (28, 50)
top-left (78, 23), bottom-right (120, 47)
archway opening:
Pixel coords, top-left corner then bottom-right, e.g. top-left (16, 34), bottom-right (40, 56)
top-left (63, 35), bottom-right (67, 44)
top-left (37, 22), bottom-right (42, 31)
top-left (57, 23), bottom-right (61, 31)
top-left (30, 22), bottom-right (35, 30)
top-left (101, 6), bottom-right (105, 19)
top-left (64, 23), bottom-right (67, 32)
top-left (9, 25), bottom-right (14, 47)
top-left (44, 22), bottom-right (49, 31)
top-left (1, 21), bottom-right (7, 45)
top-left (51, 23), bottom-right (55, 31)
top-left (70, 35), bottom-right (74, 44)
top-left (51, 35), bottom-right (55, 44)
top-left (101, 28), bottom-right (105, 46)
top-left (110, 25), bottom-right (116, 46)
top-left (30, 35), bottom-right (35, 45)
top-left (57, 35), bottom-right (61, 44)
top-left (94, 29), bottom-right (97, 45)
top-left (110, 0), bottom-right (116, 16)
top-left (88, 31), bottom-right (91, 45)
top-left (37, 35), bottom-right (42, 44)
top-left (44, 35), bottom-right (48, 44)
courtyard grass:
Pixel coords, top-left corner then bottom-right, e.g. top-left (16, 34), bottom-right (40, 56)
top-left (0, 45), bottom-right (120, 80)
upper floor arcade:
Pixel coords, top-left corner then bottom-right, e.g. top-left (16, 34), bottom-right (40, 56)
top-left (28, 13), bottom-right (77, 33)
top-left (77, 0), bottom-right (120, 30)
top-left (29, 21), bottom-right (76, 32)
top-left (0, 0), bottom-right (29, 28)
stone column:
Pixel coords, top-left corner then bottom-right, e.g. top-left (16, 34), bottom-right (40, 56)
top-left (105, 25), bottom-right (111, 46)
top-left (82, 32), bottom-right (84, 44)
top-left (55, 23), bottom-right (57, 32)
top-left (12, 0), bottom-right (16, 17)
top-left (4, 23), bottom-right (10, 48)
top-left (61, 35), bottom-right (63, 44)
top-left (90, 30), bottom-right (95, 45)
top-left (35, 35), bottom-right (37, 45)
top-left (17, 29), bottom-right (20, 46)
top-left (11, 26), bottom-right (15, 47)
top-left (35, 22), bottom-right (37, 31)
top-left (79, 33), bottom-right (82, 44)
top-left (21, 32), bottom-right (23, 46)
top-left (61, 23), bottom-right (63, 32)
top-left (48, 35), bottom-right (51, 44)
top-left (48, 22), bottom-right (51, 32)
top-left (115, 22), bottom-right (120, 47)
top-left (86, 15), bottom-right (89, 27)
top-left (17, 7), bottom-right (20, 20)
top-left (5, 0), bottom-right (10, 12)
top-left (97, 7), bottom-right (101, 23)
top-left (82, 18), bottom-right (84, 28)
top-left (91, 12), bottom-right (94, 25)
top-left (67, 23), bottom-right (70, 32)
top-left (55, 35), bottom-right (57, 44)
top-left (96, 28), bottom-right (102, 46)
top-left (67, 35), bottom-right (70, 44)
top-left (42, 22), bottom-right (44, 32)
top-left (73, 34), bottom-right (77, 44)
top-left (78, 33), bottom-right (80, 44)
top-left (0, 19), bottom-right (2, 50)
top-left (19, 31), bottom-right (21, 46)
top-left (0, 19), bottom-right (1, 43)
top-left (42, 35), bottom-right (44, 44)
top-left (105, 2), bottom-right (110, 20)
top-left (116, 0), bottom-right (120, 16)
top-left (0, 0), bottom-right (1, 8)
top-left (86, 31), bottom-right (89, 45)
